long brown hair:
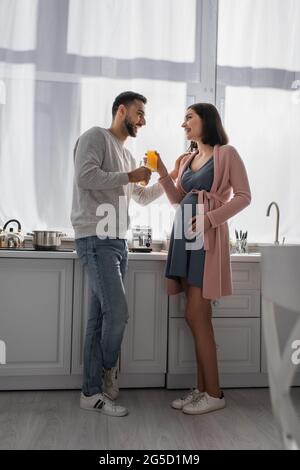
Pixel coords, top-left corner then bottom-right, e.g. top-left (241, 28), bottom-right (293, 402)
top-left (188, 103), bottom-right (228, 149)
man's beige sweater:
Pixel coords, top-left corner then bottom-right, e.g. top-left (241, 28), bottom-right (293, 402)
top-left (71, 127), bottom-right (163, 239)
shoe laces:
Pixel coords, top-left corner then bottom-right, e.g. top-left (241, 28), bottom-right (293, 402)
top-left (182, 389), bottom-right (200, 401)
top-left (103, 394), bottom-right (118, 410)
top-left (192, 393), bottom-right (207, 406)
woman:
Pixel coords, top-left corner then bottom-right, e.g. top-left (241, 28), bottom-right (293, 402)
top-left (156, 103), bottom-right (251, 415)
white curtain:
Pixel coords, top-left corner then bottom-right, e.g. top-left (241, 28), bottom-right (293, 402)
top-left (217, 0), bottom-right (300, 244)
top-left (0, 0), bottom-right (198, 237)
top-left (67, 0), bottom-right (196, 62)
top-left (2, 0), bottom-right (299, 243)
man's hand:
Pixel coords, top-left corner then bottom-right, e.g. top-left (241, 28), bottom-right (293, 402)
top-left (128, 166), bottom-right (151, 184)
top-left (169, 152), bottom-right (190, 180)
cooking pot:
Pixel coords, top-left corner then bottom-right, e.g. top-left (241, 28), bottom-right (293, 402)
top-left (27, 230), bottom-right (66, 251)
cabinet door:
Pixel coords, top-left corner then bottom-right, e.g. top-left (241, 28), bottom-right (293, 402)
top-left (0, 258), bottom-right (73, 376)
top-left (169, 290), bottom-right (260, 318)
top-left (120, 261), bottom-right (168, 374)
top-left (168, 317), bottom-right (260, 374)
top-left (72, 260), bottom-right (169, 377)
top-left (71, 260), bottom-right (90, 374)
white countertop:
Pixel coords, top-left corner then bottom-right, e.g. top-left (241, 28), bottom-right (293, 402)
top-left (0, 249), bottom-right (261, 262)
top-left (0, 249), bottom-right (77, 259)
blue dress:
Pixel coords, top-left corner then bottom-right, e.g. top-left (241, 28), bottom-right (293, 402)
top-left (165, 157), bottom-right (214, 288)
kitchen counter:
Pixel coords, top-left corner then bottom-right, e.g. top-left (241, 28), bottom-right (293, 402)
top-left (0, 249), bottom-right (77, 259)
top-left (0, 249), bottom-right (261, 261)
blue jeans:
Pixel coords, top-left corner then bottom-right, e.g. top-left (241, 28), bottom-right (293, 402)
top-left (75, 236), bottom-right (129, 396)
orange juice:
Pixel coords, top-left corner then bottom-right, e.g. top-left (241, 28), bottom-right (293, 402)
top-left (146, 150), bottom-right (158, 171)
top-left (138, 151), bottom-right (158, 186)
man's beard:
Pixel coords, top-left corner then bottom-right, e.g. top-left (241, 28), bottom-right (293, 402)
top-left (124, 118), bottom-right (137, 137)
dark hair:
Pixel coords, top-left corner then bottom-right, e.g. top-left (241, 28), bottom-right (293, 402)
top-left (188, 103), bottom-right (228, 147)
top-left (112, 91), bottom-right (147, 118)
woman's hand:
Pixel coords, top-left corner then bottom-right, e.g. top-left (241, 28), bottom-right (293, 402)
top-left (154, 152), bottom-right (168, 178)
top-left (189, 214), bottom-right (212, 236)
top-left (142, 152), bottom-right (167, 178)
top-left (169, 152), bottom-right (190, 180)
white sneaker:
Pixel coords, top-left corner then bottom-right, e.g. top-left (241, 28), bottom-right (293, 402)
top-left (103, 366), bottom-right (119, 400)
top-left (171, 389), bottom-right (203, 410)
top-left (182, 391), bottom-right (225, 415)
top-left (80, 392), bottom-right (128, 417)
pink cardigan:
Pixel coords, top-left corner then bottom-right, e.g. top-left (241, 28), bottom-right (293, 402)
top-left (159, 144), bottom-right (251, 300)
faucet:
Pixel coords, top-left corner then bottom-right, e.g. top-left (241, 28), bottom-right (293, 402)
top-left (266, 202), bottom-right (280, 245)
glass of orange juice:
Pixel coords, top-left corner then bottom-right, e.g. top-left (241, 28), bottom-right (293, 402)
top-left (138, 150), bottom-right (158, 186)
top-left (146, 150), bottom-right (158, 171)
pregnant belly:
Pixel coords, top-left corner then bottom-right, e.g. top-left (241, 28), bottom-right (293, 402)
top-left (180, 193), bottom-right (199, 217)
top-left (172, 194), bottom-right (202, 243)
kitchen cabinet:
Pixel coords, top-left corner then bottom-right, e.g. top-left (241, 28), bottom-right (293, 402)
top-left (71, 259), bottom-right (168, 387)
top-left (168, 317), bottom-right (260, 373)
top-left (0, 253), bottom-right (169, 389)
top-left (167, 261), bottom-right (262, 388)
top-left (3, 251), bottom-right (295, 390)
top-left (119, 260), bottom-right (168, 387)
top-left (0, 258), bottom-right (73, 380)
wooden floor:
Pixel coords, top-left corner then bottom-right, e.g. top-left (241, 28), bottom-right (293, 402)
top-left (0, 388), bottom-right (299, 450)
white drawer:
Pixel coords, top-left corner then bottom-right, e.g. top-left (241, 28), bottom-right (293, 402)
top-left (231, 262), bottom-right (260, 290)
top-left (169, 290), bottom-right (260, 318)
top-left (212, 290), bottom-right (260, 317)
top-left (168, 317), bottom-right (260, 374)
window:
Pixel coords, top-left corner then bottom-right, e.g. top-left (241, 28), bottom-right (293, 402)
top-left (216, 0), bottom-right (300, 243)
top-left (0, 0), bottom-right (217, 239)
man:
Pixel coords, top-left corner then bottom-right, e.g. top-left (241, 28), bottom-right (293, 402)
top-left (71, 91), bottom-right (165, 417)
